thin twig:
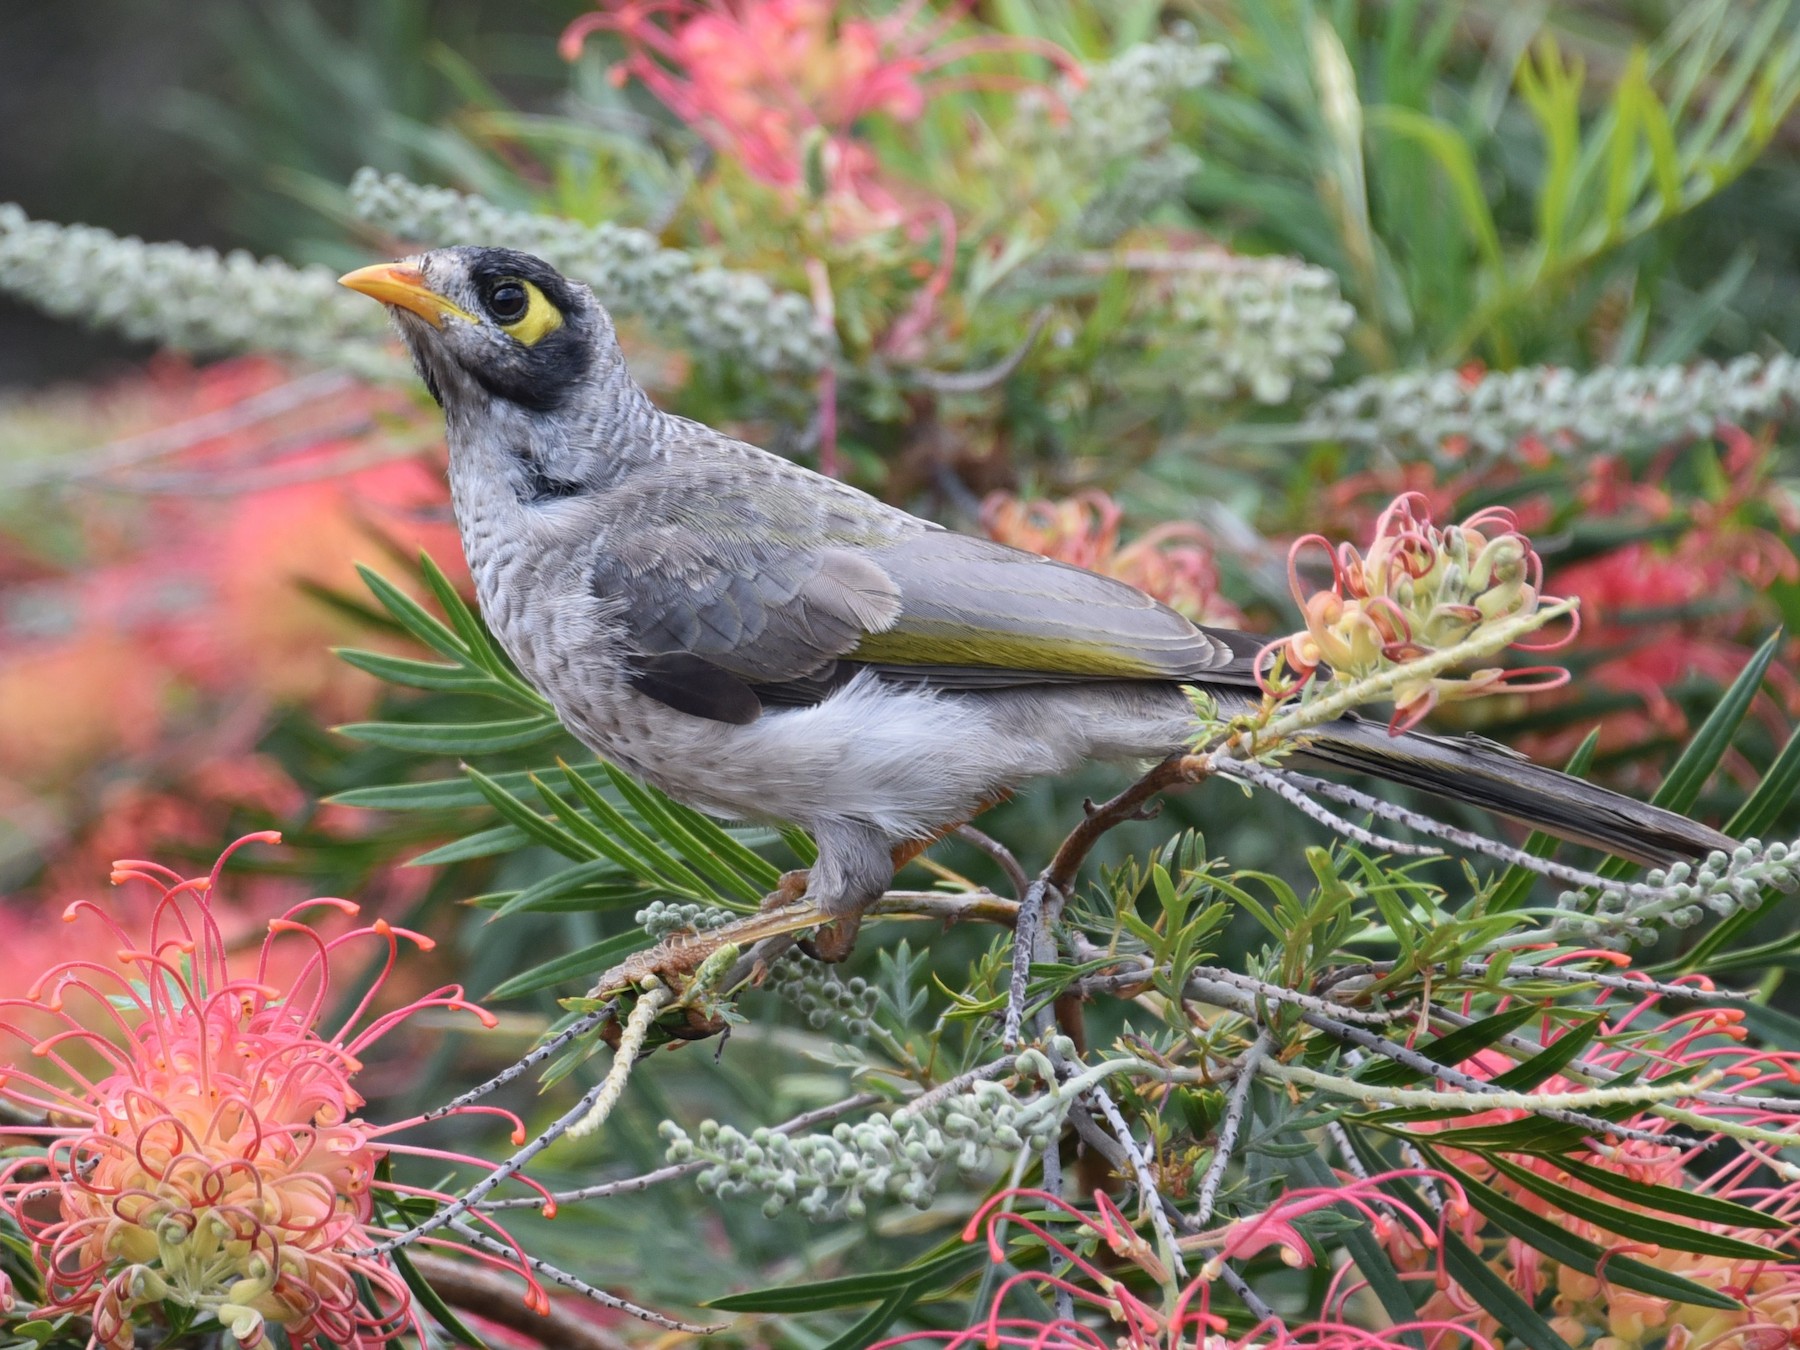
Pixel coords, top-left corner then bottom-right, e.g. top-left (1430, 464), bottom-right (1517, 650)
top-left (953, 824), bottom-right (1030, 899)
top-left (405, 1251), bottom-right (632, 1350)
top-left (1194, 1033), bottom-right (1268, 1228)
top-left (1298, 1009), bottom-right (1693, 1145)
top-left (1006, 756), bottom-right (1193, 1044)
top-left (422, 1006), bottom-right (616, 1123)
top-left (896, 1058), bottom-right (1021, 1121)
top-left (0, 369), bottom-right (357, 491)
top-left (445, 1220), bottom-right (723, 1335)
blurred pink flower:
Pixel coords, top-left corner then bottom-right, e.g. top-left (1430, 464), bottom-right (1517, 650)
top-left (562, 0), bottom-right (1078, 230)
top-left (982, 490), bottom-right (1244, 627)
top-left (0, 835), bottom-right (545, 1349)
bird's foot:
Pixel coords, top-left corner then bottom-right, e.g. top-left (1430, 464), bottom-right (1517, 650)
top-left (760, 869), bottom-right (812, 911)
top-left (799, 913), bottom-right (862, 965)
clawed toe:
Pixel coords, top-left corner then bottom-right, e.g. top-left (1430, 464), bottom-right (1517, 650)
top-left (761, 869), bottom-right (812, 911)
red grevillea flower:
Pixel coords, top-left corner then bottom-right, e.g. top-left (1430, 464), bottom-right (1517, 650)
top-left (869, 1173), bottom-right (1481, 1350)
top-left (561, 0), bottom-right (1079, 227)
top-left (982, 490), bottom-right (1245, 627)
top-left (1258, 491), bottom-right (1576, 733)
top-left (0, 834), bottom-right (548, 1350)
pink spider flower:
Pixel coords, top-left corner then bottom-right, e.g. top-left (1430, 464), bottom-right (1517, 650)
top-left (869, 1173), bottom-right (1478, 1350)
top-left (1258, 491), bottom-right (1576, 732)
top-left (561, 0), bottom-right (1079, 228)
top-left (983, 490), bottom-right (1244, 627)
top-left (1380, 972), bottom-right (1800, 1350)
top-left (0, 833), bottom-right (550, 1350)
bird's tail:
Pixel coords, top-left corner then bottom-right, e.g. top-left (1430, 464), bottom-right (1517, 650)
top-left (1296, 718), bottom-right (1734, 866)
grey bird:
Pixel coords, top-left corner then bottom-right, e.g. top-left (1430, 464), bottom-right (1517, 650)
top-left (340, 246), bottom-right (1732, 934)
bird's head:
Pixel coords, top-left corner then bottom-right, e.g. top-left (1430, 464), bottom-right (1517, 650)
top-left (339, 247), bottom-right (608, 414)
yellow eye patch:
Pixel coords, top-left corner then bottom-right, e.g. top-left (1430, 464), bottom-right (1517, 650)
top-left (499, 279), bottom-right (564, 346)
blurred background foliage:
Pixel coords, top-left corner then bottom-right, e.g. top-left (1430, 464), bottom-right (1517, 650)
top-left (7, 0), bottom-right (1800, 1343)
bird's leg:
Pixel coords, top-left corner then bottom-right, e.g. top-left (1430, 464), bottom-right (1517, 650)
top-left (770, 794), bottom-right (1017, 963)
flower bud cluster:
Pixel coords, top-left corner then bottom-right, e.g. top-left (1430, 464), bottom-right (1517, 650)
top-left (661, 1080), bottom-right (1064, 1219)
top-left (1159, 252), bottom-right (1355, 404)
top-left (1258, 491), bottom-right (1572, 732)
top-left (1297, 355), bottom-right (1800, 460)
top-left (636, 899), bottom-right (736, 940)
top-left (0, 204), bottom-right (394, 374)
top-left (1553, 839), bottom-right (1800, 946)
top-left (762, 950), bottom-right (879, 1038)
top-left (348, 169), bottom-right (829, 375)
top-left (1015, 34), bottom-right (1225, 244)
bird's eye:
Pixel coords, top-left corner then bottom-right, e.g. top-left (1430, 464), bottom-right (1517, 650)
top-left (486, 280), bottom-right (530, 322)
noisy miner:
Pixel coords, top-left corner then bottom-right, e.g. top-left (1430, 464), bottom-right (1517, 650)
top-left (341, 247), bottom-right (1730, 940)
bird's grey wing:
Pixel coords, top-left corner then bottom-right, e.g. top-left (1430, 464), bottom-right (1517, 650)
top-left (596, 476), bottom-right (1235, 723)
top-left (850, 533), bottom-right (1235, 681)
top-left (591, 470), bottom-right (911, 723)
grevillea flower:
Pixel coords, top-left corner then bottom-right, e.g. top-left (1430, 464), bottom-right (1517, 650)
top-left (561, 0), bottom-right (1079, 229)
top-left (868, 1175), bottom-right (1480, 1350)
top-left (1258, 491), bottom-right (1575, 732)
top-left (0, 834), bottom-right (548, 1349)
top-left (1384, 969), bottom-right (1800, 1350)
top-left (982, 490), bottom-right (1244, 627)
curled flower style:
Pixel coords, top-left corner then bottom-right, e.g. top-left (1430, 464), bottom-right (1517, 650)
top-left (868, 1175), bottom-right (1481, 1350)
top-left (1258, 491), bottom-right (1575, 732)
top-left (1373, 972), bottom-right (1800, 1350)
top-left (561, 0), bottom-right (1079, 227)
top-left (982, 490), bottom-right (1243, 626)
top-left (0, 834), bottom-right (548, 1350)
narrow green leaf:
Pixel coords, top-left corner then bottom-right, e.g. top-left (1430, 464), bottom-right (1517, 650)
top-left (1357, 1004), bottom-right (1540, 1088)
top-left (334, 647), bottom-right (500, 693)
top-left (659, 794), bottom-right (783, 893)
top-left (1553, 1153), bottom-right (1783, 1230)
top-left (1288, 1147), bottom-right (1423, 1343)
top-left (487, 930), bottom-right (652, 999)
top-left (465, 766), bottom-right (597, 861)
top-left (388, 1241), bottom-right (488, 1348)
top-left (550, 764), bottom-right (720, 901)
top-left (1489, 1015), bottom-right (1604, 1091)
top-left (820, 1293), bottom-right (911, 1350)
top-left (1727, 719), bottom-right (1800, 839)
top-left (355, 563), bottom-right (473, 665)
top-left (1598, 629), bottom-right (1779, 882)
top-left (1486, 1153), bottom-right (1777, 1261)
top-left (599, 761), bottom-right (764, 903)
top-left (335, 715), bottom-right (565, 754)
top-left (409, 824), bottom-right (529, 866)
top-left (494, 860), bottom-right (629, 918)
top-left (1368, 106), bottom-right (1503, 266)
top-left (329, 763), bottom-right (623, 813)
top-left (1648, 628), bottom-right (1778, 814)
top-left (417, 551), bottom-right (504, 674)
top-left (1379, 1173), bottom-right (1573, 1350)
top-left (1428, 1149), bottom-right (1742, 1309)
top-left (708, 1247), bottom-right (982, 1313)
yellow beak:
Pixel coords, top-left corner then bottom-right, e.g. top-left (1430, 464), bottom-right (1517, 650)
top-left (338, 262), bottom-right (476, 328)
